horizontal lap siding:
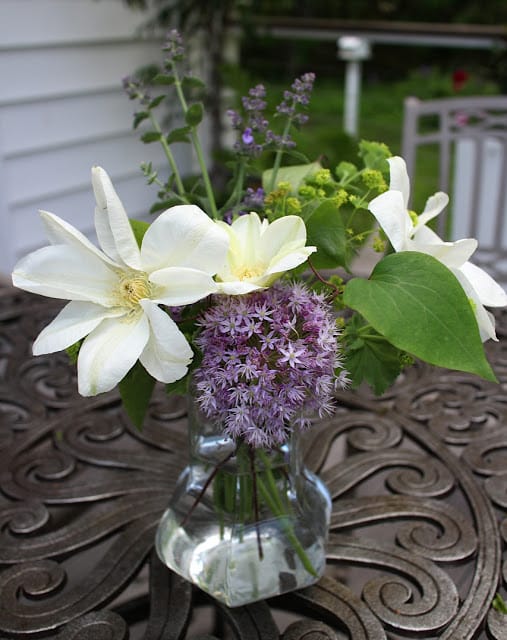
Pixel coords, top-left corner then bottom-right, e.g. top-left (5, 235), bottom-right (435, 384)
top-left (0, 0), bottom-right (193, 275)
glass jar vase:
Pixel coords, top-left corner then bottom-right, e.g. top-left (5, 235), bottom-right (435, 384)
top-left (155, 394), bottom-right (331, 607)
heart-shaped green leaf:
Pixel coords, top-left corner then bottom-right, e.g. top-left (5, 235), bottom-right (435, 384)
top-left (343, 251), bottom-right (497, 381)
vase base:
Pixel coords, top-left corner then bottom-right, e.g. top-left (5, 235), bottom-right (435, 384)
top-left (155, 471), bottom-right (331, 607)
top-left (155, 508), bottom-right (326, 607)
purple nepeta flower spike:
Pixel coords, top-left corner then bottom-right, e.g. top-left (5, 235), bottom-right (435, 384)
top-left (242, 128), bottom-right (254, 145)
top-left (275, 71), bottom-right (315, 126)
top-left (162, 29), bottom-right (185, 60)
top-left (241, 187), bottom-right (265, 210)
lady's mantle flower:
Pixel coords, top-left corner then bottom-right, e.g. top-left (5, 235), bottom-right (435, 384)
top-left (215, 212), bottom-right (316, 294)
top-left (194, 282), bottom-right (348, 448)
top-left (368, 156), bottom-right (507, 341)
top-left (12, 167), bottom-right (229, 396)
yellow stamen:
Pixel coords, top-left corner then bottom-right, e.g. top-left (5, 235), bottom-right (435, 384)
top-left (234, 265), bottom-right (264, 280)
top-left (119, 274), bottom-right (151, 308)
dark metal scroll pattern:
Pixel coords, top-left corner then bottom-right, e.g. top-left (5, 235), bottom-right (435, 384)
top-left (0, 288), bottom-right (506, 638)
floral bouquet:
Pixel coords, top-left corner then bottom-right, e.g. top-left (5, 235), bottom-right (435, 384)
top-left (11, 31), bottom-right (507, 606)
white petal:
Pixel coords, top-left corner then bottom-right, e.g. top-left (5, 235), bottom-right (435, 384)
top-left (460, 261), bottom-right (507, 307)
top-left (452, 268), bottom-right (498, 341)
top-left (387, 156), bottom-right (410, 208)
top-left (265, 243), bottom-right (316, 275)
top-left (140, 205), bottom-right (229, 274)
top-left (410, 224), bottom-right (443, 246)
top-left (12, 244), bottom-right (119, 305)
top-left (259, 216), bottom-right (307, 264)
top-left (216, 280), bottom-right (265, 295)
top-left (77, 312), bottom-right (149, 396)
top-left (150, 267), bottom-right (219, 306)
top-left (368, 189), bottom-right (412, 252)
top-left (229, 212), bottom-right (263, 266)
top-left (214, 222), bottom-right (239, 281)
top-left (410, 230), bottom-right (477, 268)
top-left (39, 210), bottom-right (117, 267)
top-left (139, 300), bottom-right (193, 383)
top-left (417, 192), bottom-right (449, 228)
top-left (92, 166), bottom-right (142, 270)
top-left (33, 301), bottom-right (124, 354)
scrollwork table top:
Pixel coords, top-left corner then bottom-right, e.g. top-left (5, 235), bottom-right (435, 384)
top-left (0, 284), bottom-right (506, 639)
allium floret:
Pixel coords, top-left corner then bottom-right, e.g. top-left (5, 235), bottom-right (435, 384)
top-left (194, 282), bottom-right (348, 448)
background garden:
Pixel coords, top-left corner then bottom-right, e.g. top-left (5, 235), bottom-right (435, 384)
top-left (122, 0), bottom-right (506, 209)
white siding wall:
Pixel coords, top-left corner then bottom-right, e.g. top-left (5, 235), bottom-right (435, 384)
top-left (0, 0), bottom-right (194, 276)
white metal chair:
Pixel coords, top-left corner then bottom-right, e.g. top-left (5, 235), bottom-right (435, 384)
top-left (401, 95), bottom-right (507, 284)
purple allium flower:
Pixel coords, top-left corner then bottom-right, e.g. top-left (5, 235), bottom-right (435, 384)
top-left (193, 282), bottom-right (348, 448)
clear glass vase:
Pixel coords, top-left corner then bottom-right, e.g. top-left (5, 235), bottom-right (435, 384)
top-left (155, 394), bottom-right (331, 607)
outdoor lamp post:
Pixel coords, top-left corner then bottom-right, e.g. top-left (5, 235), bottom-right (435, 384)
top-left (337, 36), bottom-right (371, 137)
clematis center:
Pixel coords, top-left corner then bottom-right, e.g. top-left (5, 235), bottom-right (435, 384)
top-left (234, 264), bottom-right (265, 280)
top-left (119, 273), bottom-right (151, 308)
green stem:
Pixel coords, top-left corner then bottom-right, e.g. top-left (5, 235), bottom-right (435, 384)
top-left (357, 325), bottom-right (387, 342)
top-left (249, 448), bottom-right (264, 560)
top-left (307, 257), bottom-right (341, 299)
top-left (219, 158), bottom-right (247, 215)
top-left (256, 473), bottom-right (317, 577)
top-left (267, 115), bottom-right (294, 193)
top-left (256, 450), bottom-right (317, 577)
top-left (148, 114), bottom-right (186, 197)
top-left (233, 161), bottom-right (246, 209)
top-left (170, 64), bottom-right (219, 219)
top-left (493, 594), bottom-right (507, 614)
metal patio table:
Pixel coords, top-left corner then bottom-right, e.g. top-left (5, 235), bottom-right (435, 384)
top-left (0, 283), bottom-right (506, 639)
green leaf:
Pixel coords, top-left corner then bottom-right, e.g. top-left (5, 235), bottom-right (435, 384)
top-left (153, 73), bottom-right (175, 85)
top-left (343, 251), bottom-right (497, 382)
top-left (149, 95), bottom-right (166, 109)
top-left (166, 126), bottom-right (191, 144)
top-left (185, 102), bottom-right (204, 127)
top-left (262, 161), bottom-right (321, 193)
top-left (358, 140), bottom-right (391, 172)
top-left (305, 200), bottom-right (348, 269)
top-left (182, 75), bottom-right (206, 91)
top-left (165, 374), bottom-right (190, 397)
top-left (119, 361), bottom-right (156, 429)
top-left (335, 161), bottom-right (357, 182)
top-left (133, 111), bottom-right (149, 129)
top-left (141, 131), bottom-right (162, 143)
top-left (129, 218), bottom-right (150, 247)
top-left (65, 339), bottom-right (83, 365)
top-left (342, 315), bottom-right (404, 394)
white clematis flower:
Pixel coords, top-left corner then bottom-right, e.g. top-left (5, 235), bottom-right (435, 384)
top-left (12, 167), bottom-right (229, 396)
top-left (214, 212), bottom-right (316, 294)
top-left (369, 156), bottom-right (507, 341)
top-left (368, 156), bottom-right (451, 253)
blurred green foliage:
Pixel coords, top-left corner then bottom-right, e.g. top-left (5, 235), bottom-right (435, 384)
top-left (122, 0), bottom-right (507, 24)
top-left (121, 0), bottom-right (504, 207)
